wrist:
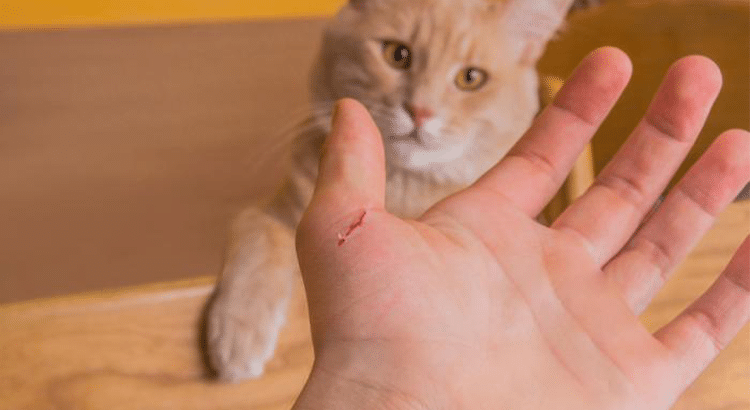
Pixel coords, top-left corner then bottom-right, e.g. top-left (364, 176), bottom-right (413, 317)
top-left (292, 364), bottom-right (412, 410)
top-left (293, 345), bottom-right (440, 410)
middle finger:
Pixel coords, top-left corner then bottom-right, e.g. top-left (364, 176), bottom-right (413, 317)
top-left (552, 55), bottom-right (723, 265)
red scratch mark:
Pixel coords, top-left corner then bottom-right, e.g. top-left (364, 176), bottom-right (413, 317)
top-left (337, 210), bottom-right (367, 246)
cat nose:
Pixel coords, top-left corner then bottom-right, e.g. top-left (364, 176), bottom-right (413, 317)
top-left (404, 104), bottom-right (435, 128)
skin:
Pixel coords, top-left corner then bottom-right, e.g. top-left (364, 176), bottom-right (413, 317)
top-left (292, 47), bottom-right (750, 410)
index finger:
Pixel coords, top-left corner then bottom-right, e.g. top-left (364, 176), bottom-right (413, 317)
top-left (472, 47), bottom-right (632, 217)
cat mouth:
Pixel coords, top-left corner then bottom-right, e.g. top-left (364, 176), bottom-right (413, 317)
top-left (388, 128), bottom-right (440, 148)
top-left (385, 129), bottom-right (469, 168)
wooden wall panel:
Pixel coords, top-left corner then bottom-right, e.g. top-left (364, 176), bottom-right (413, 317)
top-left (0, 20), bottom-right (327, 302)
top-left (2, 1), bottom-right (747, 302)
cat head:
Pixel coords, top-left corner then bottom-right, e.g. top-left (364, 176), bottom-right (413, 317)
top-left (310, 0), bottom-right (575, 182)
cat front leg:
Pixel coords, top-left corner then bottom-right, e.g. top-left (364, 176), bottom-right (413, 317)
top-left (206, 205), bottom-right (298, 381)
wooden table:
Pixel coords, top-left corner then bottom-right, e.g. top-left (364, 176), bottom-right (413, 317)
top-left (2, 200), bottom-right (747, 409)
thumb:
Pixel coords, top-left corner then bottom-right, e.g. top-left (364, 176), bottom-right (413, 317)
top-left (312, 98), bottom-right (386, 212)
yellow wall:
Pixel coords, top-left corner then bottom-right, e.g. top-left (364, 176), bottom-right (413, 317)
top-left (0, 0), bottom-right (347, 29)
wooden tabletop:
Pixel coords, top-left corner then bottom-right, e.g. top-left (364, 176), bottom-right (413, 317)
top-left (1, 200), bottom-right (747, 409)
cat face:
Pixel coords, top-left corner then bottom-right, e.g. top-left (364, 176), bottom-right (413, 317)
top-left (311, 0), bottom-right (573, 181)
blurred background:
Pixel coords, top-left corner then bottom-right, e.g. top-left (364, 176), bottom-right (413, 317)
top-left (1, 0), bottom-right (748, 303)
top-left (0, 2), bottom-right (748, 410)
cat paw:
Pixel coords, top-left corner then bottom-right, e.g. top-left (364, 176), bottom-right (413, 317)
top-left (206, 291), bottom-right (288, 382)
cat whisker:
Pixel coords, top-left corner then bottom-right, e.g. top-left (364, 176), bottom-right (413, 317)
top-left (235, 110), bottom-right (332, 180)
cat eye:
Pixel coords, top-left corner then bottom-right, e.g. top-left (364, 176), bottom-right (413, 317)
top-left (455, 68), bottom-right (488, 91)
top-left (382, 41), bottom-right (412, 70)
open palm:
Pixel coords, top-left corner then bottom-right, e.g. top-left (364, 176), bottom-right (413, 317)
top-left (294, 48), bottom-right (750, 410)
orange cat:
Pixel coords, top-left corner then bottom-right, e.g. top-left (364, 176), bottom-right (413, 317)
top-left (207, 0), bottom-right (579, 381)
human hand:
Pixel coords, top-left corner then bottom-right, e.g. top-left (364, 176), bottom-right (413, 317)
top-left (293, 47), bottom-right (750, 410)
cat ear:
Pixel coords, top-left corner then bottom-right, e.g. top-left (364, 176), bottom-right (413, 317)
top-left (503, 0), bottom-right (577, 64)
